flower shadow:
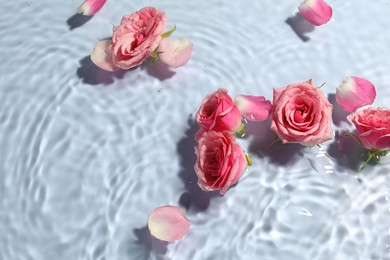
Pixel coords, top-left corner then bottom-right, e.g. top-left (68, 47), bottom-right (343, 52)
top-left (328, 94), bottom-right (350, 126)
top-left (142, 61), bottom-right (176, 81)
top-left (76, 55), bottom-right (129, 85)
top-left (77, 56), bottom-right (176, 85)
top-left (177, 117), bottom-right (219, 213)
top-left (246, 119), bottom-right (305, 166)
top-left (67, 13), bottom-right (93, 30)
top-left (285, 12), bottom-right (315, 42)
top-left (132, 225), bottom-right (168, 260)
top-left (327, 131), bottom-right (376, 172)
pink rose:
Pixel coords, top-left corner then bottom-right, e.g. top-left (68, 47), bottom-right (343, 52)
top-left (194, 131), bottom-right (247, 195)
top-left (112, 7), bottom-right (166, 69)
top-left (348, 108), bottom-right (390, 151)
top-left (196, 88), bottom-right (242, 132)
top-left (91, 7), bottom-right (167, 71)
top-left (270, 80), bottom-right (333, 146)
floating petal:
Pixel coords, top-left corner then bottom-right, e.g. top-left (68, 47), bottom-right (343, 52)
top-left (234, 95), bottom-right (272, 121)
top-left (158, 37), bottom-right (193, 68)
top-left (336, 76), bottom-right (376, 112)
top-left (78, 0), bottom-right (106, 16)
top-left (90, 40), bottom-right (119, 72)
top-left (298, 0), bottom-right (332, 26)
top-left (148, 206), bottom-right (190, 242)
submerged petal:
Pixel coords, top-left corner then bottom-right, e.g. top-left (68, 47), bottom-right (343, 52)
top-left (78, 0), bottom-right (107, 16)
top-left (234, 95), bottom-right (272, 121)
top-left (336, 76), bottom-right (376, 112)
top-left (148, 206), bottom-right (190, 242)
top-left (90, 40), bottom-right (119, 72)
top-left (298, 0), bottom-right (332, 26)
top-left (158, 37), bottom-right (193, 68)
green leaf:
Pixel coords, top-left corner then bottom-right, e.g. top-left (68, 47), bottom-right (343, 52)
top-left (161, 25), bottom-right (176, 39)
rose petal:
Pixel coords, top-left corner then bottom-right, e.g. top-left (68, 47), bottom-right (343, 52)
top-left (78, 0), bottom-right (106, 16)
top-left (90, 40), bottom-right (119, 72)
top-left (148, 206), bottom-right (190, 242)
top-left (234, 95), bottom-right (272, 122)
top-left (336, 76), bottom-right (376, 112)
top-left (158, 37), bottom-right (193, 68)
top-left (298, 0), bottom-right (332, 26)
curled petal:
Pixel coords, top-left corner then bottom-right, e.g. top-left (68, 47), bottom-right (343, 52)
top-left (298, 0), bottom-right (332, 26)
top-left (336, 76), bottom-right (376, 112)
top-left (148, 206), bottom-right (190, 242)
top-left (78, 0), bottom-right (107, 16)
top-left (158, 37), bottom-right (193, 68)
top-left (90, 40), bottom-right (119, 72)
top-left (234, 95), bottom-right (272, 122)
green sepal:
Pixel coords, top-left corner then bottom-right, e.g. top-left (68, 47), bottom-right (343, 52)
top-left (245, 154), bottom-right (252, 166)
top-left (161, 25), bottom-right (176, 39)
top-left (358, 149), bottom-right (389, 171)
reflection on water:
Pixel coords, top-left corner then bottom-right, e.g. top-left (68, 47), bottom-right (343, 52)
top-left (1, 0), bottom-right (390, 259)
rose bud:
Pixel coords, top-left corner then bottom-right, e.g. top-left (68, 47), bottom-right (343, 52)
top-left (194, 131), bottom-right (248, 195)
top-left (348, 108), bottom-right (390, 151)
top-left (196, 88), bottom-right (242, 133)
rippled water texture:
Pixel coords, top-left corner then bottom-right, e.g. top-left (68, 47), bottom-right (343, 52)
top-left (1, 0), bottom-right (390, 259)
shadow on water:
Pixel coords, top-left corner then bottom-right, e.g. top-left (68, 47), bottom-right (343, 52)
top-left (177, 117), bottom-right (219, 213)
top-left (77, 56), bottom-right (176, 85)
top-left (132, 226), bottom-right (168, 260)
top-left (328, 93), bottom-right (350, 126)
top-left (247, 119), bottom-right (305, 166)
top-left (142, 61), bottom-right (176, 81)
top-left (285, 12), bottom-right (315, 42)
top-left (67, 14), bottom-right (93, 30)
top-left (77, 56), bottom-right (128, 85)
top-left (327, 131), bottom-right (372, 172)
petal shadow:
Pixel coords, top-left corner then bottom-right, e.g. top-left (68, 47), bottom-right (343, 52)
top-left (285, 12), bottom-right (315, 42)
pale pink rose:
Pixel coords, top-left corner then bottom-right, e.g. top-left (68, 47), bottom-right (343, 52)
top-left (194, 131), bottom-right (247, 195)
top-left (157, 37), bottom-right (193, 68)
top-left (196, 88), bottom-right (242, 132)
top-left (348, 108), bottom-right (390, 151)
top-left (148, 206), bottom-right (190, 242)
top-left (91, 7), bottom-right (167, 71)
top-left (78, 0), bottom-right (106, 16)
top-left (336, 76), bottom-right (376, 112)
top-left (234, 94), bottom-right (272, 122)
top-left (270, 80), bottom-right (333, 146)
top-left (298, 0), bottom-right (333, 26)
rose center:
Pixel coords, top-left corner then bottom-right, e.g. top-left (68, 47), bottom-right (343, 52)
top-left (203, 97), bottom-right (218, 117)
top-left (294, 109), bottom-right (305, 123)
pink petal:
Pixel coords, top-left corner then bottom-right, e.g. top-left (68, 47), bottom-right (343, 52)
top-left (336, 76), bottom-right (376, 112)
top-left (78, 0), bottom-right (106, 16)
top-left (234, 95), bottom-right (272, 122)
top-left (148, 206), bottom-right (190, 242)
top-left (298, 0), bottom-right (333, 26)
top-left (158, 37), bottom-right (193, 68)
top-left (90, 40), bottom-right (119, 72)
